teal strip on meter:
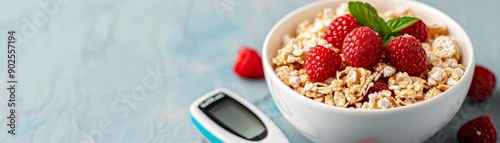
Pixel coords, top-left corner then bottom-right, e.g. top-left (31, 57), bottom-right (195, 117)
top-left (189, 88), bottom-right (289, 143)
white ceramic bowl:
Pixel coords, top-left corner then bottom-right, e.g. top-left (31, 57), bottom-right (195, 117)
top-left (262, 0), bottom-right (474, 142)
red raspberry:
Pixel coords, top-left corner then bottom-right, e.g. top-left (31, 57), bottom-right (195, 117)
top-left (457, 115), bottom-right (497, 143)
top-left (385, 35), bottom-right (427, 76)
top-left (467, 65), bottom-right (497, 102)
top-left (400, 20), bottom-right (429, 42)
top-left (364, 80), bottom-right (389, 102)
top-left (343, 27), bottom-right (384, 69)
top-left (306, 46), bottom-right (342, 82)
top-left (233, 46), bottom-right (264, 79)
top-left (323, 14), bottom-right (360, 48)
top-left (367, 80), bottom-right (389, 95)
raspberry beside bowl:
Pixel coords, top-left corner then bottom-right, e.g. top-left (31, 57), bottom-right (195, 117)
top-left (262, 0), bottom-right (474, 142)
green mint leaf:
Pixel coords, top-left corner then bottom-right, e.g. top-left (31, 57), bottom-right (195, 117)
top-left (348, 1), bottom-right (391, 36)
top-left (387, 17), bottom-right (419, 33)
top-left (373, 17), bottom-right (391, 36)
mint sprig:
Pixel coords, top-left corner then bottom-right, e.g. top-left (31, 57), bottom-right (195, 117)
top-left (387, 17), bottom-right (419, 33)
top-left (348, 2), bottom-right (390, 36)
top-left (348, 1), bottom-right (420, 45)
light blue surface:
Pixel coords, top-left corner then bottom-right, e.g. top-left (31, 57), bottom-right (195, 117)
top-left (0, 0), bottom-right (499, 142)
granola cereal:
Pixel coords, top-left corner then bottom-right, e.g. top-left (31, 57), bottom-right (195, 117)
top-left (271, 3), bottom-right (466, 110)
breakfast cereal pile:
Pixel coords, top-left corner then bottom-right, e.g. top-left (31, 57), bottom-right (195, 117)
top-left (271, 2), bottom-right (465, 109)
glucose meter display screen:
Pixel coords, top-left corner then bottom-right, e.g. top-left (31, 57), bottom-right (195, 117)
top-left (208, 98), bottom-right (266, 140)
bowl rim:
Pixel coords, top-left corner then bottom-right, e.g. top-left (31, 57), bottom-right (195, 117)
top-left (262, 0), bottom-right (475, 115)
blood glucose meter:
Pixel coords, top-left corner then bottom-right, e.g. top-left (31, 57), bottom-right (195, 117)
top-left (190, 88), bottom-right (289, 143)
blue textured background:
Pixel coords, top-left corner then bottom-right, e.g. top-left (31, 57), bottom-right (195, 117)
top-left (0, 0), bottom-right (499, 142)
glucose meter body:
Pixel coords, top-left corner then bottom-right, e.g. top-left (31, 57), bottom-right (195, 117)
top-left (190, 88), bottom-right (289, 143)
